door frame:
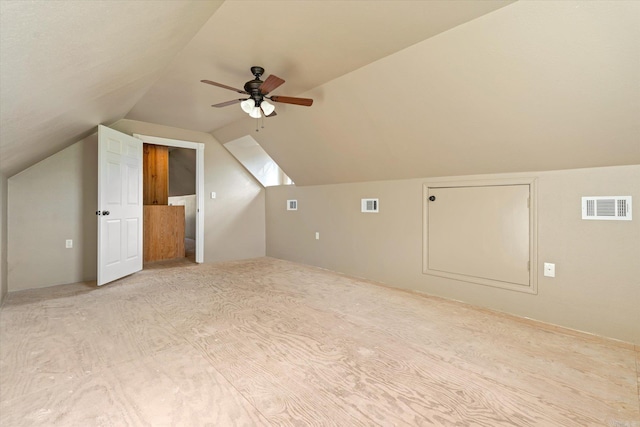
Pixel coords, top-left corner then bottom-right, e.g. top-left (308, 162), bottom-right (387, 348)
top-left (134, 133), bottom-right (205, 263)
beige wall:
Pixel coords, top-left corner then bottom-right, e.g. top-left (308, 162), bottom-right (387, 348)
top-left (266, 165), bottom-right (640, 345)
top-left (8, 134), bottom-right (98, 291)
top-left (7, 120), bottom-right (265, 291)
top-left (0, 173), bottom-right (8, 304)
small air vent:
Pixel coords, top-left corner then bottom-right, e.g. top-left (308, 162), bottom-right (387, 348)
top-left (361, 198), bottom-right (379, 213)
top-left (582, 196), bottom-right (632, 220)
top-left (287, 200), bottom-right (298, 211)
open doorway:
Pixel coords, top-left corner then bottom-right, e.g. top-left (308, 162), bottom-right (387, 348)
top-left (167, 147), bottom-right (197, 262)
top-left (134, 133), bottom-right (205, 265)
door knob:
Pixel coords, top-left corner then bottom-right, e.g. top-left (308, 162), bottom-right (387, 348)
top-left (429, 196), bottom-right (436, 201)
top-left (102, 210), bottom-right (110, 216)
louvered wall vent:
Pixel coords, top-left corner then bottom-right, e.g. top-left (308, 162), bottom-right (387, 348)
top-left (581, 196), bottom-right (632, 220)
top-left (287, 200), bottom-right (298, 211)
top-left (361, 198), bottom-right (379, 213)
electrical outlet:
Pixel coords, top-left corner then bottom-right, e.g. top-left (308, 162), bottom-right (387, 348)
top-left (65, 239), bottom-right (73, 249)
top-left (315, 232), bottom-right (320, 240)
top-left (543, 262), bottom-right (555, 277)
top-left (210, 192), bottom-right (216, 199)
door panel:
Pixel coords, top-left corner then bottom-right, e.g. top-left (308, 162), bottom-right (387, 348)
top-left (106, 220), bottom-right (121, 265)
top-left (127, 165), bottom-right (140, 204)
top-left (106, 162), bottom-right (121, 203)
top-left (427, 184), bottom-right (530, 287)
top-left (98, 125), bottom-right (143, 286)
top-left (126, 218), bottom-right (139, 260)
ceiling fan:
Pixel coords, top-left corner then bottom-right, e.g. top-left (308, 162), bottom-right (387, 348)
top-left (201, 66), bottom-right (313, 119)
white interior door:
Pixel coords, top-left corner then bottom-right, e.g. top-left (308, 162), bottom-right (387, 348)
top-left (97, 125), bottom-right (143, 286)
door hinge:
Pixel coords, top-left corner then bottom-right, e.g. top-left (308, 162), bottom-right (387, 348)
top-left (527, 261), bottom-right (530, 271)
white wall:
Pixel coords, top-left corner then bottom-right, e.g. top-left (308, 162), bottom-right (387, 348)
top-left (266, 165), bottom-right (640, 345)
top-left (7, 120), bottom-right (265, 292)
top-left (168, 195), bottom-right (196, 240)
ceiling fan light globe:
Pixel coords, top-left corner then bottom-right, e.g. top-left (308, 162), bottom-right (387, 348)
top-left (261, 100), bottom-right (275, 116)
top-left (240, 99), bottom-right (255, 114)
top-left (249, 106), bottom-right (262, 118)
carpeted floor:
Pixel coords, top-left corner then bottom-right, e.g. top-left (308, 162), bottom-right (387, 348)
top-left (0, 257), bottom-right (638, 426)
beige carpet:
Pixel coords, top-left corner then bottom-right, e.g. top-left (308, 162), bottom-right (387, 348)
top-left (0, 257), bottom-right (638, 426)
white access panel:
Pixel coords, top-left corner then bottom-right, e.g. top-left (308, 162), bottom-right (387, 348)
top-left (425, 183), bottom-right (533, 291)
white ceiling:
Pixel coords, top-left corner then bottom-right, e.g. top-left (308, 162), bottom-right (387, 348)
top-left (2, 0), bottom-right (639, 184)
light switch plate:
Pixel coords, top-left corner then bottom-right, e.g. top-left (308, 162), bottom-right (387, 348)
top-left (65, 239), bottom-right (73, 249)
top-left (543, 262), bottom-right (555, 277)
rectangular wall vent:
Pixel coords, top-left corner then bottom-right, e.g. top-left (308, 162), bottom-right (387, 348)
top-left (581, 196), bottom-right (632, 220)
top-left (361, 198), bottom-right (379, 213)
top-left (287, 200), bottom-right (297, 211)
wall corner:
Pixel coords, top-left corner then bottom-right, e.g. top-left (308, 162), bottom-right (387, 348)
top-left (0, 172), bottom-right (8, 305)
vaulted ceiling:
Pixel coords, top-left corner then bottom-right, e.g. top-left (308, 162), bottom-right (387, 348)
top-left (1, 1), bottom-right (638, 184)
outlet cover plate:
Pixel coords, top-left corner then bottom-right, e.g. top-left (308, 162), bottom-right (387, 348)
top-left (543, 262), bottom-right (555, 277)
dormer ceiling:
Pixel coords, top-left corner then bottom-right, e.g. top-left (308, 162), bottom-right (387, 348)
top-left (2, 0), bottom-right (638, 184)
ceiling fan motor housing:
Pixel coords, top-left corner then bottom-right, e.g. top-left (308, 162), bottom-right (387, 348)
top-left (245, 66), bottom-right (266, 105)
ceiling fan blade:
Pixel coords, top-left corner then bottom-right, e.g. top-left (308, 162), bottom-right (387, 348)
top-left (270, 96), bottom-right (313, 106)
top-left (266, 110), bottom-right (277, 117)
top-left (201, 79), bottom-right (248, 94)
top-left (212, 99), bottom-right (244, 108)
top-left (259, 74), bottom-right (285, 95)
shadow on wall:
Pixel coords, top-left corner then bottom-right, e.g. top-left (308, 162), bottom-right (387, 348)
top-left (169, 148), bottom-right (196, 196)
top-left (80, 134), bottom-right (98, 280)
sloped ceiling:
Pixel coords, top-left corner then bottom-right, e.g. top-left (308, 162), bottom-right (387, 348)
top-left (2, 1), bottom-right (639, 185)
top-left (126, 0), bottom-right (513, 133)
top-left (0, 0), bottom-right (223, 177)
top-left (0, 0), bottom-right (511, 178)
top-left (213, 1), bottom-right (640, 185)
